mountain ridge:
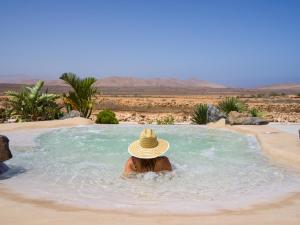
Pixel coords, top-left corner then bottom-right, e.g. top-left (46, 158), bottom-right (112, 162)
top-left (257, 83), bottom-right (300, 90)
top-left (0, 76), bottom-right (227, 88)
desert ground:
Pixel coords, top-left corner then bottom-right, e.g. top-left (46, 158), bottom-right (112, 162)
top-left (93, 94), bottom-right (300, 123)
top-left (0, 83), bottom-right (299, 124)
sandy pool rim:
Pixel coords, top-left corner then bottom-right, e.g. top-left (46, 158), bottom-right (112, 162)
top-left (0, 118), bottom-right (300, 219)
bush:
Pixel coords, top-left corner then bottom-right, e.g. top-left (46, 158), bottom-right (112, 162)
top-left (269, 92), bottom-right (280, 97)
top-left (156, 115), bottom-right (174, 125)
top-left (256, 93), bottom-right (265, 98)
top-left (191, 104), bottom-right (208, 124)
top-left (5, 81), bottom-right (62, 121)
top-left (248, 107), bottom-right (262, 117)
top-left (296, 93), bottom-right (300, 97)
top-left (217, 97), bottom-right (246, 115)
top-left (96, 110), bottom-right (119, 124)
top-left (0, 108), bottom-right (8, 123)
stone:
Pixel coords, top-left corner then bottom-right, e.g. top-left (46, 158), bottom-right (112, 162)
top-left (60, 110), bottom-right (81, 119)
top-left (7, 118), bottom-right (17, 123)
top-left (207, 118), bottom-right (226, 128)
top-left (227, 111), bottom-right (269, 125)
top-left (0, 135), bottom-right (12, 162)
top-left (207, 104), bottom-right (227, 122)
top-left (0, 162), bottom-right (9, 174)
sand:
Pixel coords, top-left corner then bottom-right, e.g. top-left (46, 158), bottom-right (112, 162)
top-left (0, 118), bottom-right (300, 225)
top-left (0, 117), bottom-right (94, 132)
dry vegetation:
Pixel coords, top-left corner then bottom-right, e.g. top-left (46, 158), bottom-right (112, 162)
top-left (0, 84), bottom-right (299, 124)
top-left (92, 94), bottom-right (300, 123)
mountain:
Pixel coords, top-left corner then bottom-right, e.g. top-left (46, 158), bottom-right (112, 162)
top-left (0, 76), bottom-right (227, 88)
top-left (94, 76), bottom-right (226, 88)
top-left (258, 83), bottom-right (300, 90)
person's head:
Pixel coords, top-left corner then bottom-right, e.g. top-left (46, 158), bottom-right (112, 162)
top-left (128, 128), bottom-right (169, 171)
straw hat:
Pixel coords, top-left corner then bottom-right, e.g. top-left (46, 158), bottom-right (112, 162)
top-left (128, 128), bottom-right (169, 159)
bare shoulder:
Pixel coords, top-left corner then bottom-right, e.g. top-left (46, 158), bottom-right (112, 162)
top-left (155, 156), bottom-right (172, 171)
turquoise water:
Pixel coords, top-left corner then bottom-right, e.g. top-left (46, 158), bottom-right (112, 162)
top-left (269, 123), bottom-right (300, 136)
top-left (1, 125), bottom-right (300, 214)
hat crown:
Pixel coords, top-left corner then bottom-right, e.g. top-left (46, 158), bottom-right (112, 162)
top-left (139, 128), bottom-right (158, 148)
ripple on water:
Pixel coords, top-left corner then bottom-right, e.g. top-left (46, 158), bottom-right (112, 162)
top-left (1, 125), bottom-right (300, 214)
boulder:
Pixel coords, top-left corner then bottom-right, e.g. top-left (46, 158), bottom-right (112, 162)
top-left (0, 162), bottom-right (9, 174)
top-left (60, 110), bottom-right (81, 119)
top-left (0, 135), bottom-right (12, 162)
top-left (207, 118), bottom-right (226, 128)
top-left (207, 104), bottom-right (227, 122)
top-left (227, 111), bottom-right (269, 125)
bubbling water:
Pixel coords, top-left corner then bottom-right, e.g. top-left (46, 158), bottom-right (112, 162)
top-left (1, 125), bottom-right (300, 214)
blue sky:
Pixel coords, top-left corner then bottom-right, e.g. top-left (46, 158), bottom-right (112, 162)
top-left (0, 0), bottom-right (299, 87)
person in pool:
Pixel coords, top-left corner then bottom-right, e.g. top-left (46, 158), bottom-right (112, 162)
top-left (124, 128), bottom-right (172, 177)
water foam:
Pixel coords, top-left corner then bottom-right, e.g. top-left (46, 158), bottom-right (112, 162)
top-left (1, 125), bottom-right (300, 214)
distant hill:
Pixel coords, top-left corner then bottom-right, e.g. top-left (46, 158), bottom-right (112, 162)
top-left (0, 76), bottom-right (227, 88)
top-left (94, 76), bottom-right (226, 88)
top-left (258, 83), bottom-right (300, 90)
top-left (0, 78), bottom-right (67, 86)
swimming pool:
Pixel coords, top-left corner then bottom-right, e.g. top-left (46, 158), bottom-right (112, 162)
top-left (1, 125), bottom-right (300, 214)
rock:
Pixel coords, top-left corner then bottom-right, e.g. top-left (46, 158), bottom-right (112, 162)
top-left (60, 110), bottom-right (81, 119)
top-left (227, 111), bottom-right (269, 125)
top-left (0, 162), bottom-right (9, 174)
top-left (7, 118), bottom-right (17, 123)
top-left (207, 104), bottom-right (227, 122)
top-left (207, 118), bottom-right (226, 128)
top-left (0, 135), bottom-right (12, 162)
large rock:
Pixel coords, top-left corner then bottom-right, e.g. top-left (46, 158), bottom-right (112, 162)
top-left (60, 110), bottom-right (81, 120)
top-left (207, 118), bottom-right (226, 128)
top-left (207, 104), bottom-right (227, 122)
top-left (227, 111), bottom-right (269, 125)
top-left (0, 135), bottom-right (12, 162)
top-left (0, 162), bottom-right (9, 174)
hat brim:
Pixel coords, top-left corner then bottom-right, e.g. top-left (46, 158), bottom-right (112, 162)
top-left (128, 139), bottom-right (169, 159)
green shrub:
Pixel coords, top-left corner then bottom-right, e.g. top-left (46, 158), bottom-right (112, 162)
top-left (256, 93), bottom-right (265, 98)
top-left (156, 115), bottom-right (174, 125)
top-left (191, 104), bottom-right (208, 124)
top-left (248, 107), bottom-right (262, 117)
top-left (217, 97), bottom-right (246, 115)
top-left (269, 92), bottom-right (280, 97)
top-left (96, 109), bottom-right (119, 124)
top-left (0, 108), bottom-right (7, 123)
top-left (5, 81), bottom-right (61, 121)
top-left (296, 93), bottom-right (300, 97)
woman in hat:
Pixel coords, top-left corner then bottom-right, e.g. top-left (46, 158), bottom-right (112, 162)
top-left (124, 128), bottom-right (172, 176)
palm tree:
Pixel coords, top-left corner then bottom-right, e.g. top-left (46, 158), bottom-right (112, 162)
top-left (6, 81), bottom-right (61, 121)
top-left (60, 73), bottom-right (98, 118)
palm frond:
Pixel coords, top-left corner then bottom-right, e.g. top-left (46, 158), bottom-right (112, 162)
top-left (59, 73), bottom-right (98, 118)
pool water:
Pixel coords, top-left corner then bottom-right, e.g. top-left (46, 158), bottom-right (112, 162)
top-left (1, 125), bottom-right (300, 214)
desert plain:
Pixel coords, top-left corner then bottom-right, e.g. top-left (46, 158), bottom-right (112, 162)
top-left (0, 79), bottom-right (299, 124)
